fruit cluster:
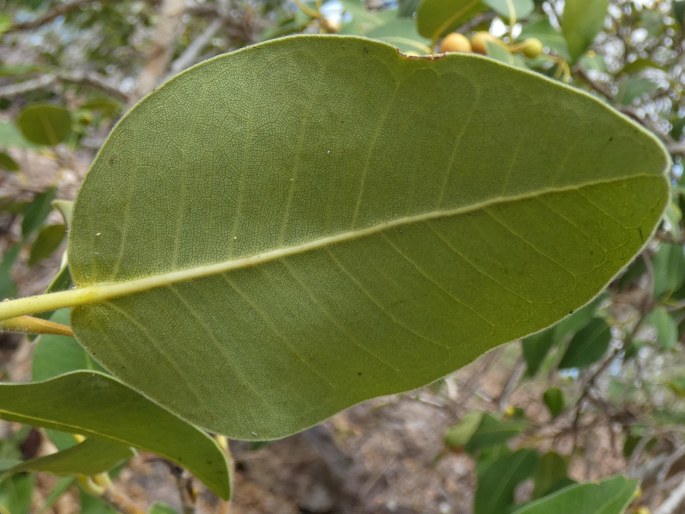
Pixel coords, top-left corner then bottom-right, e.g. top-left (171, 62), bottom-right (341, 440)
top-left (439, 32), bottom-right (544, 58)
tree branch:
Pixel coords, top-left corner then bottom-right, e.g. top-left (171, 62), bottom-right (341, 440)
top-left (131, 0), bottom-right (186, 103)
top-left (0, 70), bottom-right (128, 102)
top-left (5, 0), bottom-right (100, 33)
top-left (656, 473), bottom-right (685, 514)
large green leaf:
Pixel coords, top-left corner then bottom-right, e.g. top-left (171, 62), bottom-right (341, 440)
top-left (511, 476), bottom-right (638, 514)
top-left (562, 0), bottom-right (609, 62)
top-left (0, 372), bottom-right (230, 499)
top-left (0, 36), bottom-right (670, 440)
top-left (0, 439), bottom-right (134, 479)
top-left (417, 0), bottom-right (485, 41)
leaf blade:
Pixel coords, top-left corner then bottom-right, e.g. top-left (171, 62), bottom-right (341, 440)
top-left (56, 36), bottom-right (669, 440)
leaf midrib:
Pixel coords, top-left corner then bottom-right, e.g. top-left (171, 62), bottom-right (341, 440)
top-left (0, 173), bottom-right (661, 321)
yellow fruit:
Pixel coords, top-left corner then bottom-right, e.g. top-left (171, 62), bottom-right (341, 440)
top-left (522, 38), bottom-right (544, 58)
top-left (440, 32), bottom-right (472, 53)
top-left (470, 31), bottom-right (501, 54)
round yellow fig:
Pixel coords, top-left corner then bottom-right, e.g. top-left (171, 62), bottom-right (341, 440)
top-left (470, 31), bottom-right (501, 54)
top-left (440, 32), bottom-right (472, 53)
top-left (522, 37), bottom-right (544, 58)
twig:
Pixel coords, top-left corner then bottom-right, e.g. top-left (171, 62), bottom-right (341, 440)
top-left (656, 473), bottom-right (685, 514)
top-left (497, 356), bottom-right (525, 411)
top-left (170, 18), bottom-right (224, 75)
top-left (131, 0), bottom-right (186, 103)
top-left (0, 70), bottom-right (128, 102)
top-left (4, 0), bottom-right (105, 33)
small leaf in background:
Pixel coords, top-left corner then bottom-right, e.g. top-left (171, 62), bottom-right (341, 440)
top-left (80, 97), bottom-right (122, 118)
top-left (397, 0), bottom-right (420, 17)
top-left (674, 1), bottom-right (685, 29)
top-left (475, 449), bottom-right (539, 514)
top-left (646, 306), bottom-right (678, 351)
top-left (366, 18), bottom-right (431, 54)
top-left (38, 476), bottom-right (74, 514)
top-left (52, 200), bottom-right (74, 228)
top-left (510, 475), bottom-right (638, 514)
top-left (0, 473), bottom-right (34, 514)
top-left (32, 309), bottom-right (106, 381)
top-left (620, 58), bottom-right (664, 75)
top-left (523, 298), bottom-right (602, 376)
top-left (559, 317), bottom-right (612, 369)
top-left (485, 41), bottom-right (525, 67)
top-left (416, 0), bottom-right (485, 41)
top-left (28, 224), bottom-right (66, 266)
top-left (615, 77), bottom-right (658, 106)
top-left (338, 0), bottom-right (388, 35)
top-left (579, 51), bottom-right (608, 73)
top-left (0, 14), bottom-right (11, 36)
top-left (483, 0), bottom-right (533, 23)
top-left (0, 439), bottom-right (134, 480)
top-left (444, 411), bottom-right (484, 451)
top-left (519, 18), bottom-right (569, 59)
top-left (80, 490), bottom-right (119, 514)
top-left (0, 371), bottom-right (231, 499)
top-left (21, 186), bottom-right (58, 239)
top-left (466, 413), bottom-right (529, 454)
top-left (522, 328), bottom-right (556, 377)
top-left (16, 104), bottom-right (73, 146)
top-left (667, 376), bottom-right (685, 397)
top-left (0, 243), bottom-right (21, 299)
top-left (653, 243), bottom-right (685, 299)
top-left (562, 0), bottom-right (609, 62)
top-left (148, 503), bottom-right (180, 514)
top-left (532, 452), bottom-right (569, 499)
top-left (0, 150), bottom-right (19, 172)
top-left (542, 387), bottom-right (565, 419)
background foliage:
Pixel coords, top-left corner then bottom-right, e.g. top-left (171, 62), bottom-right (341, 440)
top-left (0, 0), bottom-right (684, 513)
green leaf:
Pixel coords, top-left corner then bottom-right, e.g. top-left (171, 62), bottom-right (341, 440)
top-left (148, 503), bottom-right (180, 514)
top-left (559, 318), bottom-right (611, 369)
top-left (532, 451), bottom-right (568, 499)
top-left (475, 449), bottom-right (539, 514)
top-left (0, 244), bottom-right (21, 299)
top-left (0, 474), bottom-right (34, 514)
top-left (616, 77), bottom-right (658, 106)
top-left (32, 309), bottom-right (106, 381)
top-left (483, 0), bottom-right (533, 23)
top-left (16, 104), bottom-right (72, 146)
top-left (522, 296), bottom-right (602, 376)
top-left (542, 387), bottom-right (565, 418)
top-left (38, 476), bottom-right (74, 514)
top-left (674, 1), bottom-right (685, 29)
top-left (646, 306), bottom-right (678, 351)
top-left (653, 243), bottom-right (685, 299)
top-left (444, 411), bottom-right (483, 450)
top-left (466, 413), bottom-right (529, 453)
top-left (0, 151), bottom-right (19, 172)
top-left (562, 0), bottom-right (609, 62)
top-left (0, 439), bottom-right (134, 479)
top-left (511, 475), bottom-right (638, 514)
top-left (21, 186), bottom-right (58, 239)
top-left (0, 372), bottom-right (231, 499)
top-left (522, 328), bottom-right (555, 376)
top-left (366, 18), bottom-right (432, 54)
top-left (28, 224), bottom-right (66, 266)
top-left (8, 36), bottom-right (671, 440)
top-left (417, 0), bottom-right (485, 41)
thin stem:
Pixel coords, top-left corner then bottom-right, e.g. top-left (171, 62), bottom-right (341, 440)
top-left (0, 315), bottom-right (73, 336)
